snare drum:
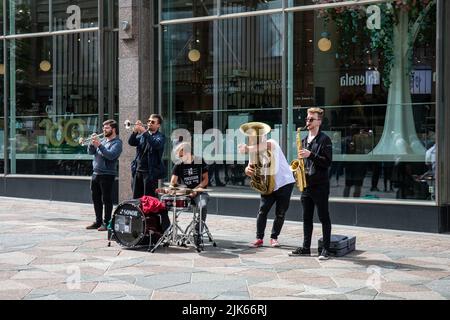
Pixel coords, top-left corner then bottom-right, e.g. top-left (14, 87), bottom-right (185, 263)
top-left (111, 200), bottom-right (162, 248)
top-left (160, 194), bottom-right (191, 209)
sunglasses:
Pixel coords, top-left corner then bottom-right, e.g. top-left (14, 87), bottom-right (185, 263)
top-left (306, 118), bottom-right (319, 122)
top-left (147, 120), bottom-right (158, 124)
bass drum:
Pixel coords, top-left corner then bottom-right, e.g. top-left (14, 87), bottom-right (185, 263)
top-left (111, 200), bottom-right (162, 248)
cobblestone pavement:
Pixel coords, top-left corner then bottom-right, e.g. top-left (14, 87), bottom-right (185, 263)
top-left (0, 197), bottom-right (449, 300)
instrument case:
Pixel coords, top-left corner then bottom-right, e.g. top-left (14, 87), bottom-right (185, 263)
top-left (318, 234), bottom-right (356, 257)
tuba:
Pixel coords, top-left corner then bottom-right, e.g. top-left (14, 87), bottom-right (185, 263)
top-left (290, 126), bottom-right (307, 192)
top-left (239, 122), bottom-right (276, 195)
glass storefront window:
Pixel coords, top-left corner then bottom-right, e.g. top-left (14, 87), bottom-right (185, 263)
top-left (8, 33), bottom-right (99, 175)
top-left (0, 2), bottom-right (4, 35)
top-left (162, 15), bottom-right (283, 191)
top-left (221, 0), bottom-right (282, 14)
top-left (288, 2), bottom-right (437, 201)
top-left (7, 0), bottom-right (50, 34)
top-left (162, 0), bottom-right (216, 21)
top-left (0, 41), bottom-right (4, 174)
top-left (104, 0), bottom-right (118, 29)
top-left (52, 0), bottom-right (99, 31)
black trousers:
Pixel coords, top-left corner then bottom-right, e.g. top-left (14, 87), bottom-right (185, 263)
top-left (256, 183), bottom-right (294, 240)
top-left (132, 171), bottom-right (158, 199)
top-left (91, 174), bottom-right (115, 225)
top-left (301, 183), bottom-right (332, 250)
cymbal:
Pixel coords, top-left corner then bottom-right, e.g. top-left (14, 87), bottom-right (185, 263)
top-left (192, 187), bottom-right (212, 193)
top-left (163, 182), bottom-right (187, 189)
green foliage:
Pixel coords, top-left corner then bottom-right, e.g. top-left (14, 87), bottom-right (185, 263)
top-left (316, 0), bottom-right (436, 89)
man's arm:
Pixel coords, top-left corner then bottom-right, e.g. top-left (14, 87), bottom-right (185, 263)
top-left (309, 136), bottom-right (332, 169)
top-left (170, 174), bottom-right (179, 186)
top-left (97, 140), bottom-right (123, 161)
top-left (143, 131), bottom-right (165, 151)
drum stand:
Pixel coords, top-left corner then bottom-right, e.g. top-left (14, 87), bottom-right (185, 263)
top-left (181, 205), bottom-right (216, 252)
top-left (150, 194), bottom-right (186, 253)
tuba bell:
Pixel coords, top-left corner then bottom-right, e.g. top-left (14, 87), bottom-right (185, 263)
top-left (239, 122), bottom-right (276, 195)
top-left (290, 126), bottom-right (307, 192)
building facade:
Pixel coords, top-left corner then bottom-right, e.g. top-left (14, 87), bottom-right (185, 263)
top-left (1, 0), bottom-right (449, 232)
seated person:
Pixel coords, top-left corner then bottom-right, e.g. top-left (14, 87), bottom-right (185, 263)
top-left (170, 142), bottom-right (209, 246)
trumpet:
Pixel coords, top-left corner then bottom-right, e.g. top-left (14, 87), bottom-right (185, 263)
top-left (78, 133), bottom-right (105, 146)
top-left (124, 119), bottom-right (149, 131)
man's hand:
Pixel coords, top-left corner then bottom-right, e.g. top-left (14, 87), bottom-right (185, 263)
top-left (92, 136), bottom-right (101, 148)
top-left (134, 121), bottom-right (146, 134)
top-left (245, 165), bottom-right (255, 177)
top-left (189, 191), bottom-right (198, 198)
top-left (299, 149), bottom-right (311, 159)
top-left (238, 143), bottom-right (248, 154)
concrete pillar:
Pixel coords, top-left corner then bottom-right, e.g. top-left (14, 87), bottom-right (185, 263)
top-left (118, 0), bottom-right (152, 202)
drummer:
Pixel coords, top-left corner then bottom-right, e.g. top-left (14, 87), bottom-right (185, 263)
top-left (170, 142), bottom-right (209, 246)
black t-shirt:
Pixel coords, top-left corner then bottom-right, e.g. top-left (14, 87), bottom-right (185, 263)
top-left (172, 157), bottom-right (208, 189)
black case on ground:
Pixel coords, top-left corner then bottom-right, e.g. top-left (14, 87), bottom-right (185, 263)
top-left (318, 234), bottom-right (356, 257)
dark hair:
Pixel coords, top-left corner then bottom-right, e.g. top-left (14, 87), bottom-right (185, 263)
top-left (149, 114), bottom-right (163, 125)
top-left (103, 119), bottom-right (118, 134)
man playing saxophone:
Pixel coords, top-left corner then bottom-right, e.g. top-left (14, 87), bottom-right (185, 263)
top-left (289, 107), bottom-right (333, 260)
top-left (238, 123), bottom-right (295, 248)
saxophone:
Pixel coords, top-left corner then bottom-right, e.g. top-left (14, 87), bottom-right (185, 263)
top-left (239, 122), bottom-right (276, 195)
top-left (290, 127), bottom-right (307, 192)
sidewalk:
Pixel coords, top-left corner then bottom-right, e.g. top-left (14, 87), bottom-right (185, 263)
top-left (0, 196), bottom-right (449, 300)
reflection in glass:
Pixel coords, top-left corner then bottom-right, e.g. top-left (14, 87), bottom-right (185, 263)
top-left (162, 15), bottom-right (283, 188)
top-left (288, 2), bottom-right (436, 201)
top-left (162, 0), bottom-right (216, 20)
top-left (0, 41), bottom-right (4, 173)
top-left (8, 34), bottom-right (99, 175)
top-left (7, 0), bottom-right (49, 34)
top-left (221, 0), bottom-right (282, 13)
top-left (52, 0), bottom-right (99, 31)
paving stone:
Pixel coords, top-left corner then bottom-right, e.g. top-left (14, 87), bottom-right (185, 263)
top-left (1, 196), bottom-right (450, 300)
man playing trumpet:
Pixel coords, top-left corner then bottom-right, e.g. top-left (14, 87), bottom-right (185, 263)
top-left (238, 123), bottom-right (295, 248)
top-left (128, 114), bottom-right (166, 199)
top-left (85, 120), bottom-right (123, 231)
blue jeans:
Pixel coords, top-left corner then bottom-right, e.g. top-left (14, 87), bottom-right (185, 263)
top-left (192, 192), bottom-right (209, 234)
top-left (256, 183), bottom-right (294, 240)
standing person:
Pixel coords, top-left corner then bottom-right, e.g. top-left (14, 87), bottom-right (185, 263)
top-left (170, 142), bottom-right (209, 246)
top-left (128, 114), bottom-right (166, 199)
top-left (239, 125), bottom-right (295, 248)
top-left (86, 119), bottom-right (123, 231)
top-left (289, 107), bottom-right (333, 260)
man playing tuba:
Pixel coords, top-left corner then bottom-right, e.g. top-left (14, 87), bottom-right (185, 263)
top-left (239, 122), bottom-right (295, 248)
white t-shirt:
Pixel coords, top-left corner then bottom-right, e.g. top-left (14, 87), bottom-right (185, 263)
top-left (268, 139), bottom-right (295, 191)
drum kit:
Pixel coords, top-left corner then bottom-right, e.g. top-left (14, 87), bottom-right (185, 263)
top-left (108, 183), bottom-right (216, 253)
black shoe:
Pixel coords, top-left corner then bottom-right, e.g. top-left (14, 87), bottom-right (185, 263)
top-left (86, 222), bottom-right (101, 230)
top-left (289, 247), bottom-right (311, 256)
top-left (318, 248), bottom-right (330, 260)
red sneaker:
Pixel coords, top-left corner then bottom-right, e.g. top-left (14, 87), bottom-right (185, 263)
top-left (270, 238), bottom-right (281, 247)
top-left (250, 239), bottom-right (263, 248)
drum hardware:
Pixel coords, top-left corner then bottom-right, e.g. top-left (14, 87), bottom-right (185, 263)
top-left (150, 192), bottom-right (217, 253)
top-left (150, 193), bottom-right (191, 252)
top-left (179, 197), bottom-right (217, 252)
